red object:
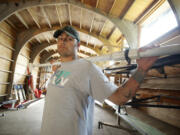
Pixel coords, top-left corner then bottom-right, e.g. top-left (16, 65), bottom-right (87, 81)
top-left (34, 88), bottom-right (42, 98)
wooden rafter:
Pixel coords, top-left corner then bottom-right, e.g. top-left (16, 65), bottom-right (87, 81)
top-left (68, 4), bottom-right (72, 25)
top-left (107, 26), bottom-right (116, 39)
top-left (5, 20), bottom-right (17, 30)
top-left (43, 33), bottom-right (50, 43)
top-left (134, 0), bottom-right (160, 24)
top-left (41, 6), bottom-right (52, 28)
top-left (15, 12), bottom-right (29, 29)
top-left (86, 35), bottom-right (89, 45)
top-left (55, 5), bottom-right (62, 27)
top-left (90, 15), bottom-right (95, 33)
top-left (27, 8), bottom-right (41, 29)
top-left (137, 0), bottom-right (165, 25)
top-left (0, 27), bottom-right (15, 40)
top-left (99, 20), bottom-right (107, 35)
top-left (109, 0), bottom-right (116, 15)
top-left (120, 0), bottom-right (135, 19)
top-left (80, 8), bottom-right (83, 29)
top-left (116, 35), bottom-right (123, 43)
top-left (36, 37), bottom-right (41, 44)
top-left (96, 0), bottom-right (100, 8)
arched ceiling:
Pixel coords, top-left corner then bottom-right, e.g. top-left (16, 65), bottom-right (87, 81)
top-left (0, 0), bottom-right (163, 64)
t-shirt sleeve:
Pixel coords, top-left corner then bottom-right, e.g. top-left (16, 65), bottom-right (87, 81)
top-left (88, 62), bottom-right (118, 103)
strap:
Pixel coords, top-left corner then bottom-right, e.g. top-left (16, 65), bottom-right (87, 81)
top-left (125, 49), bottom-right (131, 65)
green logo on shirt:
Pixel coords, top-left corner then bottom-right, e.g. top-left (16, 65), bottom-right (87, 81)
top-left (53, 70), bottom-right (70, 86)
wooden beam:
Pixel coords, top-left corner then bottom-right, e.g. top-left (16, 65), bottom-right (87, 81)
top-left (15, 12), bottom-right (29, 29)
top-left (19, 53), bottom-right (30, 60)
top-left (141, 77), bottom-right (180, 90)
top-left (86, 35), bottom-right (89, 45)
top-left (109, 0), bottom-right (117, 15)
top-left (134, 0), bottom-right (160, 24)
top-left (120, 0), bottom-right (135, 19)
top-left (137, 0), bottom-right (165, 25)
top-left (116, 35), bottom-right (123, 43)
top-left (5, 20), bottom-right (17, 31)
top-left (0, 26), bottom-right (15, 40)
top-left (99, 20), bottom-right (106, 35)
top-left (90, 15), bottom-right (95, 33)
top-left (0, 41), bottom-right (15, 51)
top-left (107, 26), bottom-right (116, 39)
top-left (36, 37), bottom-right (41, 44)
top-left (41, 6), bottom-right (52, 28)
top-left (80, 8), bottom-right (82, 29)
top-left (0, 82), bottom-right (10, 85)
top-left (0, 56), bottom-right (14, 62)
top-left (0, 69), bottom-right (12, 73)
top-left (96, 0), bottom-right (100, 8)
top-left (68, 4), bottom-right (72, 25)
top-left (27, 8), bottom-right (41, 29)
top-left (55, 5), bottom-right (62, 27)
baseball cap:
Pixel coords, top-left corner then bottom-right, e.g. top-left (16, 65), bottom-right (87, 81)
top-left (53, 26), bottom-right (80, 43)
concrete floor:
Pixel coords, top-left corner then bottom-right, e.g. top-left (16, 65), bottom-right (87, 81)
top-left (0, 98), bottom-right (138, 135)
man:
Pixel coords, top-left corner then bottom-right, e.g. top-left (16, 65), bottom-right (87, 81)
top-left (40, 26), bottom-right (158, 135)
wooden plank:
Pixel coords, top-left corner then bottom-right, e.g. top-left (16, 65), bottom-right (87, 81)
top-left (120, 0), bottom-right (135, 19)
top-left (0, 21), bottom-right (16, 40)
top-left (44, 5), bottom-right (59, 27)
top-left (27, 8), bottom-right (41, 29)
top-left (141, 78), bottom-right (180, 90)
top-left (0, 85), bottom-right (7, 95)
top-left (0, 31), bottom-right (14, 48)
top-left (71, 5), bottom-right (81, 27)
top-left (55, 5), bottom-right (62, 27)
top-left (109, 0), bottom-right (129, 17)
top-left (134, 0), bottom-right (160, 24)
top-left (0, 69), bottom-right (12, 73)
top-left (68, 4), bottom-right (72, 25)
top-left (84, 0), bottom-right (97, 7)
top-left (56, 4), bottom-right (69, 25)
top-left (100, 20), bottom-right (114, 38)
top-left (41, 6), bottom-right (52, 28)
top-left (0, 59), bottom-right (11, 71)
top-left (0, 44), bottom-right (13, 59)
top-left (0, 56), bottom-right (13, 62)
top-left (15, 12), bottom-right (29, 29)
top-left (0, 72), bottom-right (9, 82)
top-left (98, 0), bottom-right (115, 14)
top-left (81, 9), bottom-right (94, 30)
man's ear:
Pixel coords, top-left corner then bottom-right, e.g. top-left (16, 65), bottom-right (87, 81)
top-left (77, 42), bottom-right (80, 48)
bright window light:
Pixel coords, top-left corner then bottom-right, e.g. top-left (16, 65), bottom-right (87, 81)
top-left (140, 1), bottom-right (178, 47)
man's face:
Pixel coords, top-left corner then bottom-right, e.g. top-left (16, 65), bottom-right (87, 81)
top-left (57, 32), bottom-right (78, 58)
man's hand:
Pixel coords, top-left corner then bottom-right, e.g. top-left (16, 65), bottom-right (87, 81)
top-left (137, 45), bottom-right (159, 71)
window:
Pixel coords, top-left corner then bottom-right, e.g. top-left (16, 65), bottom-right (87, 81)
top-left (140, 1), bottom-right (178, 47)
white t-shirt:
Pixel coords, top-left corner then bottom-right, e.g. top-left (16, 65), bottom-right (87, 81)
top-left (40, 59), bottom-right (118, 135)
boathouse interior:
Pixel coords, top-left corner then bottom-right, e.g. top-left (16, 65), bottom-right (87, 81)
top-left (0, 0), bottom-right (180, 135)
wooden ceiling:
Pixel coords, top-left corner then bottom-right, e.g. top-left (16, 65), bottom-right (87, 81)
top-left (0, 0), bottom-right (164, 63)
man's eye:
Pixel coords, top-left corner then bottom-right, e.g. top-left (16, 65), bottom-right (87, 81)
top-left (68, 38), bottom-right (73, 41)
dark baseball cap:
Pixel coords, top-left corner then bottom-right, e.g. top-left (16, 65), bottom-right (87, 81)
top-left (53, 26), bottom-right (80, 43)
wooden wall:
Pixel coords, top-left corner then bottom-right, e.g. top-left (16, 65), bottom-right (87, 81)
top-left (0, 21), bottom-right (15, 100)
top-left (137, 33), bottom-right (180, 128)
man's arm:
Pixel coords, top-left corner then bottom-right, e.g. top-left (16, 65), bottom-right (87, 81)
top-left (108, 51), bottom-right (158, 105)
